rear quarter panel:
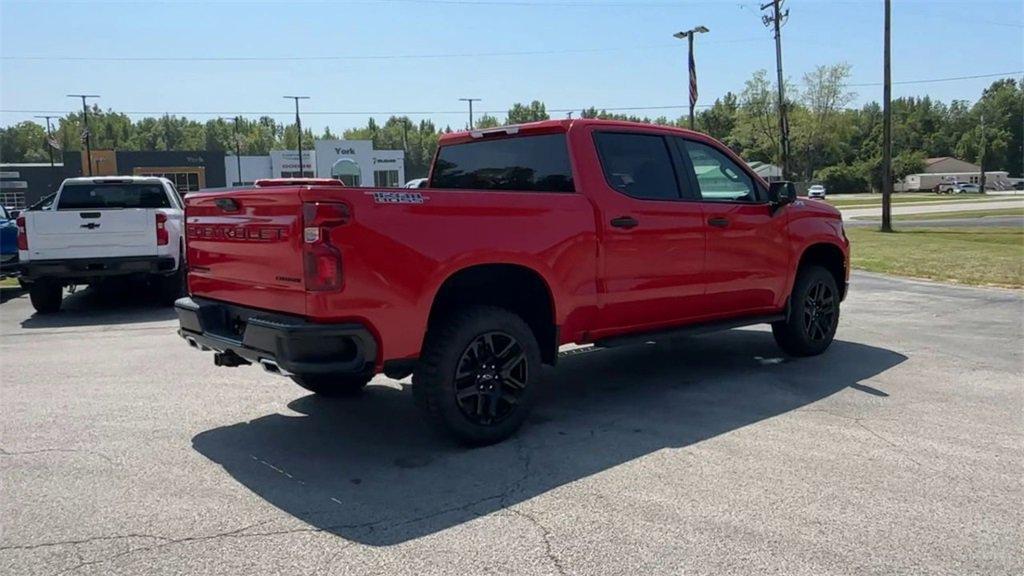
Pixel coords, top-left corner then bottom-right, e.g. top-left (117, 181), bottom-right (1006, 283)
top-left (300, 187), bottom-right (599, 362)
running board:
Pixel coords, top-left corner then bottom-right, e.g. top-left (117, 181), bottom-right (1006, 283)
top-left (594, 314), bottom-right (786, 349)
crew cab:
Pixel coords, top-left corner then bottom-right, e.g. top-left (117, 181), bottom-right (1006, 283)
top-left (18, 176), bottom-right (186, 313)
top-left (177, 119), bottom-right (849, 445)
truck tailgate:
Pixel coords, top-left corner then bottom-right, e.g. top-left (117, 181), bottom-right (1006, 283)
top-left (185, 189), bottom-right (306, 316)
top-left (26, 209), bottom-right (157, 260)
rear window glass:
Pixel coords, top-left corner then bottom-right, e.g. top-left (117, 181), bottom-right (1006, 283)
top-left (430, 134), bottom-right (574, 192)
top-left (58, 184), bottom-right (171, 210)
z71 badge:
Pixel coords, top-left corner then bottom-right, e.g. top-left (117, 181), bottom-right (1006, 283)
top-left (368, 191), bottom-right (427, 204)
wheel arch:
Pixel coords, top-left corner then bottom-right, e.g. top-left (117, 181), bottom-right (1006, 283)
top-left (427, 263), bottom-right (559, 365)
top-left (796, 242), bottom-right (847, 301)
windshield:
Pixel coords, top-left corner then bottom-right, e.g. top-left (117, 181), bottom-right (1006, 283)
top-left (57, 183), bottom-right (171, 210)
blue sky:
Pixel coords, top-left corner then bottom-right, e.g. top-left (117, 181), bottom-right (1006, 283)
top-left (1, 0), bottom-right (1021, 133)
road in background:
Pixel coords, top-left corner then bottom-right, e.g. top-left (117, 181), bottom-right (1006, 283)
top-left (1, 274), bottom-right (1022, 576)
top-left (846, 215), bottom-right (1024, 229)
top-left (839, 198), bottom-right (1024, 220)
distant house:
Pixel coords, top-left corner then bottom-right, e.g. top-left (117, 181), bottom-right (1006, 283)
top-left (922, 156), bottom-right (980, 174)
top-left (902, 156), bottom-right (1012, 191)
top-left (746, 161), bottom-right (782, 181)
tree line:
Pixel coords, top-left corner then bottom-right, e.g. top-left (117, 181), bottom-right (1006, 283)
top-left (1, 67), bottom-right (1020, 187)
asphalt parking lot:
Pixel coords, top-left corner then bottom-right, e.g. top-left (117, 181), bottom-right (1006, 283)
top-left (1, 273), bottom-right (1021, 576)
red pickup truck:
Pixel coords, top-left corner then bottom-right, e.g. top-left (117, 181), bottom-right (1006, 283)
top-left (177, 119), bottom-right (849, 445)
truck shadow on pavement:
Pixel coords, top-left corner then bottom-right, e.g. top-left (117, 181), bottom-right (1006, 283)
top-left (192, 330), bottom-right (905, 547)
top-left (17, 285), bottom-right (176, 329)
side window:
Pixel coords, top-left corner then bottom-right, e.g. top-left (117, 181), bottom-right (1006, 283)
top-left (594, 132), bottom-right (681, 201)
top-left (430, 133), bottom-right (574, 192)
top-left (684, 140), bottom-right (758, 202)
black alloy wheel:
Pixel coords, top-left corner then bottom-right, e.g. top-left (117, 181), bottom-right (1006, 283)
top-left (453, 331), bottom-right (528, 426)
top-left (803, 280), bottom-right (837, 342)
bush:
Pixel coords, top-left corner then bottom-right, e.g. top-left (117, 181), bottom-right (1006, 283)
top-left (815, 164), bottom-right (868, 194)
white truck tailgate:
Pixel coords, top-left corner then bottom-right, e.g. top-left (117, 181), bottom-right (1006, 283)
top-left (26, 209), bottom-right (157, 260)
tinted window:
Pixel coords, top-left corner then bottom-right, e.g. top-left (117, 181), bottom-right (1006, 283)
top-left (684, 141), bottom-right (757, 202)
top-left (431, 134), bottom-right (574, 192)
top-left (594, 132), bottom-right (681, 201)
top-left (58, 184), bottom-right (171, 210)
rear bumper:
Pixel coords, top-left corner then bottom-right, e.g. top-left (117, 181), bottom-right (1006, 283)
top-left (22, 256), bottom-right (176, 281)
top-left (175, 296), bottom-right (377, 378)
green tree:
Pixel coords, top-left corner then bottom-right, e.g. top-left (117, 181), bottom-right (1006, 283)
top-left (0, 121), bottom-right (49, 162)
top-left (506, 101), bottom-right (549, 124)
top-left (474, 114), bottom-right (501, 129)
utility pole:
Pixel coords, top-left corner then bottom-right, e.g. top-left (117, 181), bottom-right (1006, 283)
top-left (761, 0), bottom-right (789, 180)
top-left (979, 111), bottom-right (986, 194)
top-left (459, 98), bottom-right (481, 129)
top-left (233, 117), bottom-right (243, 185)
top-left (67, 94), bottom-right (99, 176)
top-left (283, 96), bottom-right (310, 177)
top-left (673, 25), bottom-right (709, 130)
top-left (881, 0), bottom-right (893, 232)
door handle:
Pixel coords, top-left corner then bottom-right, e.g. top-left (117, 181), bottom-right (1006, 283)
top-left (707, 216), bottom-right (730, 228)
top-left (610, 216), bottom-right (639, 229)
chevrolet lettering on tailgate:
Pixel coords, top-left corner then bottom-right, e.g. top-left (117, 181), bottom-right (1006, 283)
top-left (187, 224), bottom-right (287, 242)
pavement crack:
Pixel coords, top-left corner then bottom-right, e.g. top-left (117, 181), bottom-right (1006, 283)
top-left (506, 507), bottom-right (567, 576)
top-left (0, 447), bottom-right (114, 465)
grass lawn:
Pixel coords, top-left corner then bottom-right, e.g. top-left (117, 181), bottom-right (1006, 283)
top-left (827, 194), bottom-right (1009, 208)
top-left (847, 227), bottom-right (1024, 288)
top-left (853, 207), bottom-right (1024, 221)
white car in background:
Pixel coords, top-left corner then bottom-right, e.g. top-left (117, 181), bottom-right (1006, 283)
top-left (404, 178), bottom-right (428, 189)
top-left (807, 184), bottom-right (827, 199)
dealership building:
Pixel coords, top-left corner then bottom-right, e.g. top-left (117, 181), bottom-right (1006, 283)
top-left (224, 140), bottom-right (405, 188)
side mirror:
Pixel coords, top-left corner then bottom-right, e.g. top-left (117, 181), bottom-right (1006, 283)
top-left (7, 210), bottom-right (20, 219)
top-left (768, 181), bottom-right (796, 212)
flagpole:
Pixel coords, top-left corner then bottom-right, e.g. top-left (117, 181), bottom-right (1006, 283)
top-left (673, 26), bottom-right (709, 131)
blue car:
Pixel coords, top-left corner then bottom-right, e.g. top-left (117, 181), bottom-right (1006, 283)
top-left (0, 205), bottom-right (19, 276)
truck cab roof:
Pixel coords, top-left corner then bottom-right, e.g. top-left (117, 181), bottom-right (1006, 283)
top-left (439, 118), bottom-right (707, 146)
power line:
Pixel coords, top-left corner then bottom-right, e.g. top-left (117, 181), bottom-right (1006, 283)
top-left (0, 39), bottom-right (766, 63)
top-left (0, 104), bottom-right (719, 118)
top-left (1, 70), bottom-right (1019, 120)
top-left (848, 71), bottom-right (1024, 87)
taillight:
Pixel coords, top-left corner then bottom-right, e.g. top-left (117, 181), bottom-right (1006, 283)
top-left (155, 213), bottom-right (169, 246)
top-left (16, 216), bottom-right (27, 250)
top-left (302, 202), bottom-right (349, 291)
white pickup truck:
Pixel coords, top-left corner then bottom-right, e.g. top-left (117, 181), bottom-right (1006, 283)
top-left (17, 176), bottom-right (186, 313)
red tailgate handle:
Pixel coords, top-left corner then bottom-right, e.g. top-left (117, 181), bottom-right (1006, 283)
top-left (708, 217), bottom-right (730, 228)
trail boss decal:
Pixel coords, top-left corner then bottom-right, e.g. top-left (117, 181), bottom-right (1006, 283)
top-left (368, 191), bottom-right (427, 204)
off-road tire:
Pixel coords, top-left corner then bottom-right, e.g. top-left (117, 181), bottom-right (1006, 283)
top-left (413, 305), bottom-right (541, 446)
top-left (772, 265), bottom-right (840, 356)
top-left (28, 281), bottom-right (63, 314)
top-left (290, 373), bottom-right (372, 396)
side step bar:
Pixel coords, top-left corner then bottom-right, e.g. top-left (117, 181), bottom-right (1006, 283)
top-left (594, 314), bottom-right (785, 349)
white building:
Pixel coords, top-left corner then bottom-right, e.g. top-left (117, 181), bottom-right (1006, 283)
top-left (314, 140), bottom-right (405, 188)
top-left (902, 157), bottom-right (1012, 191)
top-left (222, 140), bottom-right (404, 188)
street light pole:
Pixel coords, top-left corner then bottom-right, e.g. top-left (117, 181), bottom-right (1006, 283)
top-left (67, 94), bottom-right (99, 176)
top-left (459, 98), bottom-right (481, 129)
top-left (673, 26), bottom-right (709, 130)
top-left (34, 115), bottom-right (57, 170)
top-left (234, 117), bottom-right (244, 185)
top-left (283, 96), bottom-right (310, 177)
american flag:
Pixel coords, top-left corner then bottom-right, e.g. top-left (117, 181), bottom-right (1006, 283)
top-left (688, 45), bottom-right (698, 108)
